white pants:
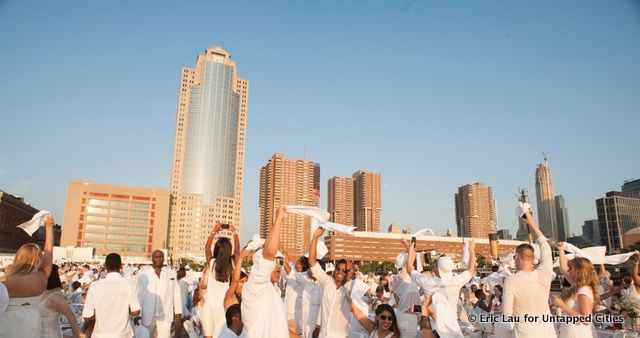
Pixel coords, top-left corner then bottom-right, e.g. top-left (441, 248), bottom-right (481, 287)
top-left (395, 309), bottom-right (419, 338)
top-left (144, 319), bottom-right (172, 338)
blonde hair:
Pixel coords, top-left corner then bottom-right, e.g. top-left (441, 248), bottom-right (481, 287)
top-left (6, 243), bottom-right (42, 276)
top-left (561, 257), bottom-right (600, 306)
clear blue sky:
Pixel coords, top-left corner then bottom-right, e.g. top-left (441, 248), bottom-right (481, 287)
top-left (1, 0), bottom-right (639, 244)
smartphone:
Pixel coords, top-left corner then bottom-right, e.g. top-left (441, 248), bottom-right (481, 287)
top-left (411, 236), bottom-right (416, 247)
top-left (413, 304), bottom-right (422, 313)
top-left (221, 223), bottom-right (230, 229)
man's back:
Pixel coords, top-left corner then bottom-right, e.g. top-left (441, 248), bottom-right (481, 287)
top-left (82, 272), bottom-right (140, 338)
top-left (503, 237), bottom-right (556, 338)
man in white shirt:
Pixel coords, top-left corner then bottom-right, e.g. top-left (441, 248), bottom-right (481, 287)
top-left (137, 250), bottom-right (182, 338)
top-left (241, 206), bottom-right (294, 338)
top-left (308, 227), bottom-right (352, 338)
top-left (82, 253), bottom-right (141, 338)
top-left (502, 212), bottom-right (557, 338)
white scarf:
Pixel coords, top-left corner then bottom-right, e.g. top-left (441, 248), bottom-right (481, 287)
top-left (17, 210), bottom-right (50, 236)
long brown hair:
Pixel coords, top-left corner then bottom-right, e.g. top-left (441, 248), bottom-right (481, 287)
top-left (561, 257), bottom-right (600, 306)
top-left (6, 243), bottom-right (41, 276)
top-left (374, 304), bottom-right (401, 337)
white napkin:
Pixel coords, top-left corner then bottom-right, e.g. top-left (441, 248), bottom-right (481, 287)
top-left (413, 228), bottom-right (436, 237)
top-left (515, 202), bottom-right (532, 219)
top-left (605, 251), bottom-right (639, 265)
top-left (287, 205), bottom-right (356, 235)
top-left (284, 205), bottom-right (330, 223)
top-left (563, 243), bottom-right (607, 264)
top-left (17, 210), bottom-right (50, 236)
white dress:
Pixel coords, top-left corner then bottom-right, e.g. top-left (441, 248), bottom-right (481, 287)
top-left (0, 294), bottom-right (43, 338)
top-left (558, 286), bottom-right (595, 338)
top-left (39, 291), bottom-right (63, 338)
top-left (201, 259), bottom-right (229, 337)
top-left (369, 330), bottom-right (394, 338)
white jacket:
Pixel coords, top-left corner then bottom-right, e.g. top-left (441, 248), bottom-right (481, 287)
top-left (137, 266), bottom-right (182, 326)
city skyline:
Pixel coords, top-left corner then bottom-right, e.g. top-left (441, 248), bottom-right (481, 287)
top-left (1, 1), bottom-right (639, 244)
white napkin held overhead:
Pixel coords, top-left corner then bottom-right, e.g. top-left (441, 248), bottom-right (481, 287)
top-left (17, 210), bottom-right (50, 236)
top-left (286, 205), bottom-right (356, 235)
top-left (413, 228), bottom-right (436, 237)
top-left (515, 202), bottom-right (532, 219)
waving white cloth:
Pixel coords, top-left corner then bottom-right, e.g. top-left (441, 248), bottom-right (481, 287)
top-left (413, 228), bottom-right (436, 237)
top-left (515, 202), bottom-right (532, 219)
top-left (17, 210), bottom-right (50, 236)
top-left (431, 291), bottom-right (464, 338)
top-left (285, 205), bottom-right (330, 223)
top-left (555, 243), bottom-right (637, 266)
top-left (287, 205), bottom-right (356, 235)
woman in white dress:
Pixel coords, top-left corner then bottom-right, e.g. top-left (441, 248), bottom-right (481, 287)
top-left (40, 264), bottom-right (83, 338)
top-left (351, 303), bottom-right (401, 338)
top-left (552, 242), bottom-right (599, 338)
top-left (200, 223), bottom-right (239, 338)
top-left (0, 214), bottom-right (54, 338)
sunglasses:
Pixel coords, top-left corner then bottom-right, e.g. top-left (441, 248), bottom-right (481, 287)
top-left (335, 268), bottom-right (351, 273)
top-left (379, 315), bottom-right (394, 321)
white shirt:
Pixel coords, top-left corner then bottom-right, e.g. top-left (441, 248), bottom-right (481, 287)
top-left (301, 279), bottom-right (323, 338)
top-left (391, 270), bottom-right (421, 312)
top-left (218, 325), bottom-right (247, 338)
top-left (310, 263), bottom-right (351, 337)
top-left (284, 269), bottom-right (311, 334)
top-left (411, 270), bottom-right (472, 314)
top-left (82, 272), bottom-right (140, 338)
top-left (503, 236), bottom-right (556, 338)
top-left (241, 252), bottom-right (288, 338)
top-left (137, 266), bottom-right (182, 326)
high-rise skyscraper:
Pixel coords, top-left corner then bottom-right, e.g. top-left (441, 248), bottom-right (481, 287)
top-left (535, 156), bottom-right (558, 241)
top-left (168, 46), bottom-right (249, 259)
top-left (515, 188), bottom-right (531, 241)
top-left (582, 219), bottom-right (600, 245)
top-left (259, 153), bottom-right (319, 259)
top-left (555, 195), bottom-right (570, 241)
top-left (455, 182), bottom-right (496, 238)
top-left (328, 171), bottom-right (381, 231)
top-left (328, 176), bottom-right (354, 226)
top-left (622, 179), bottom-right (640, 198)
top-left (596, 191), bottom-right (640, 252)
top-left (353, 171), bottom-right (381, 232)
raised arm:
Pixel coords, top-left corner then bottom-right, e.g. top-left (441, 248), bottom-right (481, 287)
top-left (631, 254), bottom-right (640, 288)
top-left (467, 239), bottom-right (477, 277)
top-left (224, 249), bottom-right (252, 311)
top-left (309, 226), bottom-right (325, 267)
top-left (280, 247), bottom-right (293, 275)
top-left (205, 223), bottom-right (222, 264)
top-left (38, 214), bottom-right (54, 276)
top-left (232, 224), bottom-right (240, 260)
top-left (525, 212), bottom-right (553, 273)
top-left (50, 293), bottom-right (82, 338)
top-left (350, 301), bottom-right (375, 333)
top-left (264, 206), bottom-right (286, 260)
top-left (556, 242), bottom-right (573, 284)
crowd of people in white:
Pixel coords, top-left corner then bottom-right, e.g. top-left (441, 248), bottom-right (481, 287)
top-left (1, 207), bottom-right (640, 338)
